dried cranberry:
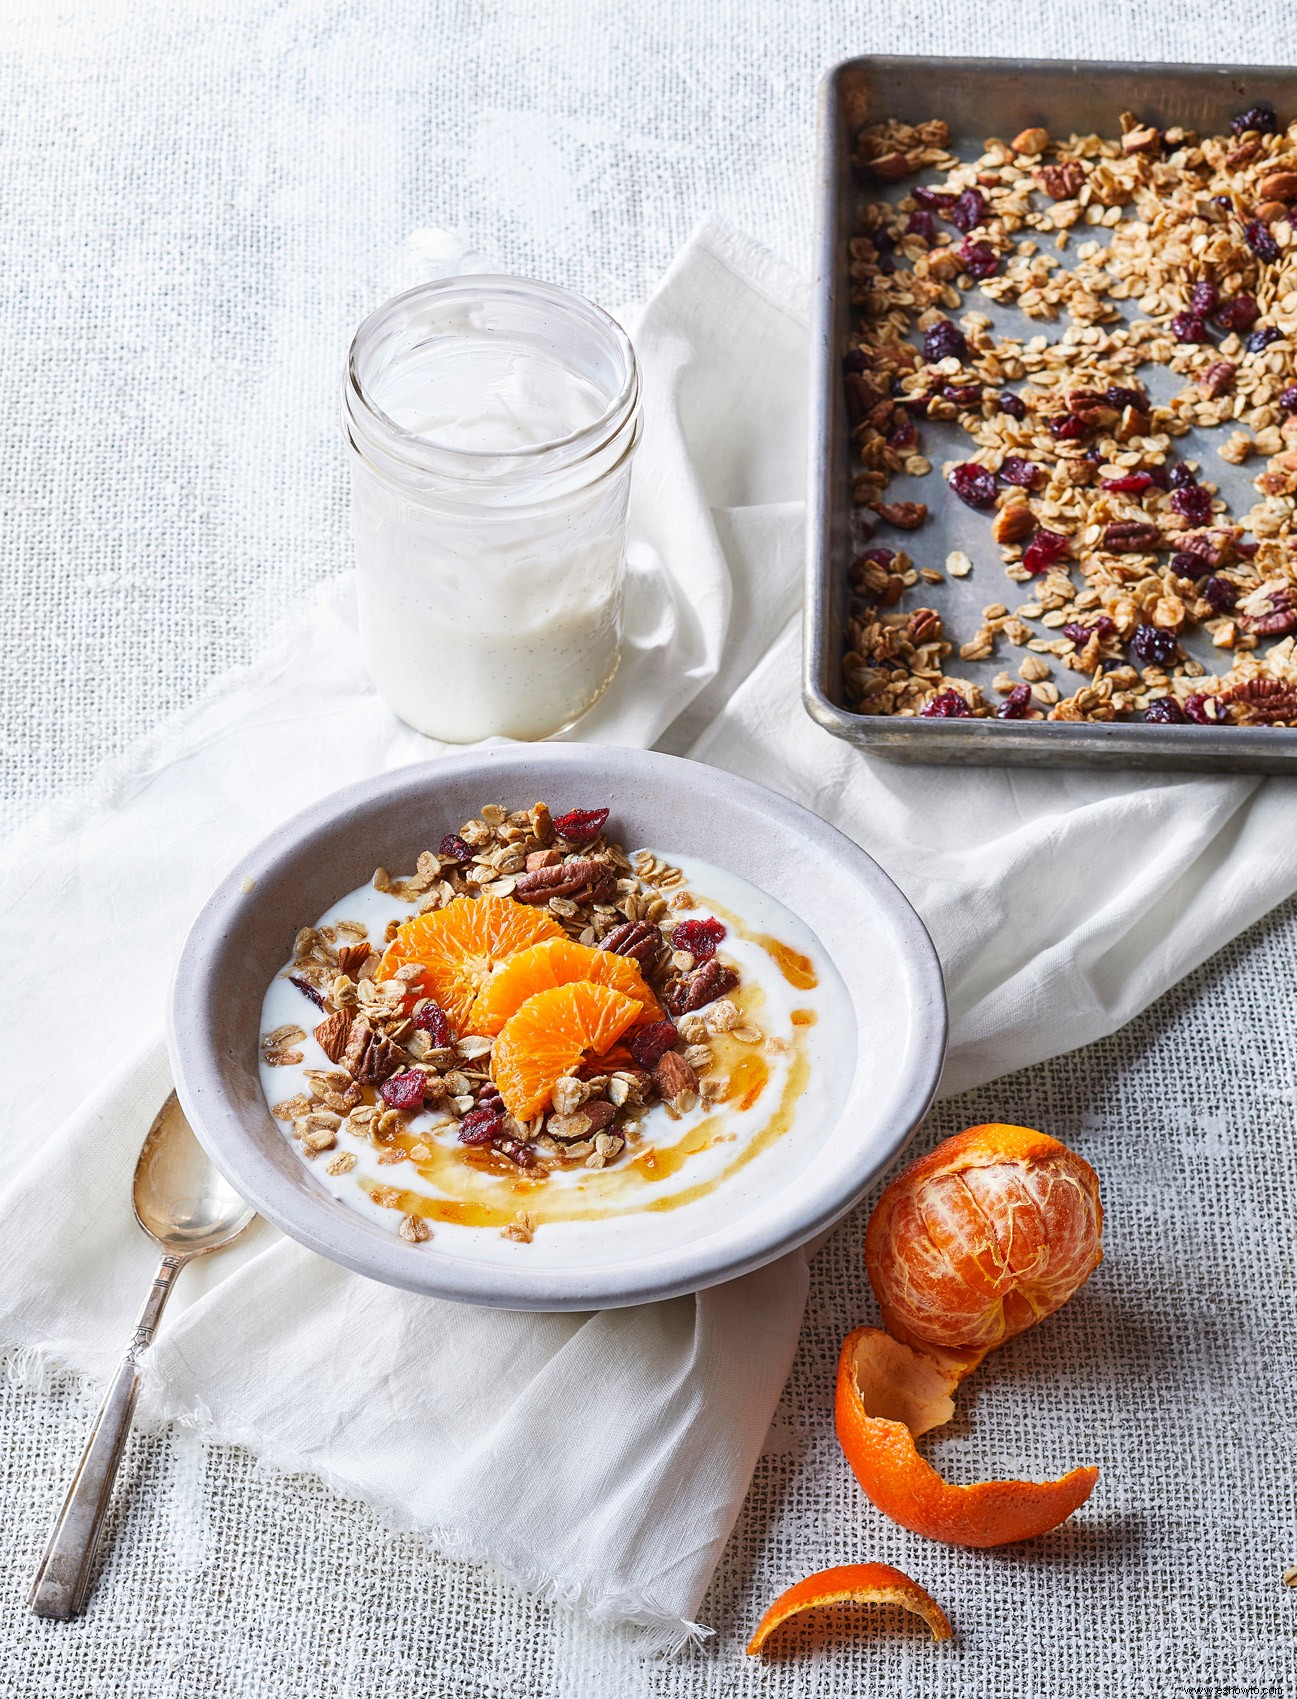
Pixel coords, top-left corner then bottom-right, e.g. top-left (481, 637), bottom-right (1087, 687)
top-left (671, 917), bottom-right (727, 961)
top-left (628, 1020), bottom-right (681, 1069)
top-left (996, 683), bottom-right (1034, 719)
top-left (1101, 471), bottom-right (1155, 494)
top-left (923, 318), bottom-right (968, 363)
top-left (1190, 281), bottom-right (1219, 316)
top-left (1021, 528), bottom-right (1069, 575)
top-left (998, 391), bottom-right (1027, 420)
top-left (380, 1070), bottom-right (426, 1111)
top-left (860, 546), bottom-right (896, 568)
top-left (920, 689), bottom-right (973, 718)
top-left (1000, 456), bottom-right (1041, 487)
top-left (1215, 293), bottom-right (1259, 333)
top-left (1184, 693), bottom-right (1213, 724)
top-left (1213, 194), bottom-right (1234, 209)
top-left (1104, 385), bottom-right (1146, 411)
top-left (1248, 325), bottom-right (1281, 353)
top-left (842, 349), bottom-right (869, 374)
top-left (413, 1002), bottom-right (453, 1046)
top-left (1062, 616), bottom-right (1116, 644)
top-left (1171, 484), bottom-right (1214, 525)
top-left (947, 462), bottom-right (998, 509)
top-left (1246, 220), bottom-right (1281, 263)
top-left (288, 975), bottom-right (326, 1009)
top-left (1168, 463), bottom-right (1198, 490)
top-left (1281, 384), bottom-right (1297, 413)
top-left (888, 414), bottom-right (918, 449)
top-left (439, 833), bottom-right (473, 864)
top-left (553, 807), bottom-right (609, 844)
top-left (947, 188), bottom-right (986, 232)
top-left (1237, 538), bottom-right (1260, 559)
top-left (1231, 103), bottom-right (1278, 136)
top-left (1170, 311), bottom-right (1208, 344)
top-left (906, 209), bottom-right (937, 241)
top-left (1049, 414), bottom-right (1088, 440)
top-left (1130, 624), bottom-right (1178, 666)
top-left (1169, 550), bottom-right (1204, 575)
top-left (1146, 465), bottom-right (1170, 489)
top-left (1143, 696), bottom-right (1187, 723)
top-left (959, 238), bottom-right (999, 279)
top-left (941, 383), bottom-right (983, 407)
top-left (912, 185), bottom-right (957, 211)
top-left (458, 1106), bottom-right (505, 1147)
top-left (1203, 576), bottom-right (1238, 613)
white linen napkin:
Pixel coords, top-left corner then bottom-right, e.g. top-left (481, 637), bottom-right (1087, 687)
top-left (3, 221), bottom-right (1297, 1648)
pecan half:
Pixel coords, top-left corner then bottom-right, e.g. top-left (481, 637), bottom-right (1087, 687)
top-left (1237, 584), bottom-right (1297, 636)
top-left (1037, 160), bottom-right (1085, 199)
top-left (654, 1050), bottom-right (699, 1103)
top-left (1225, 137), bottom-right (1261, 169)
top-left (1197, 360), bottom-right (1236, 399)
top-left (600, 918), bottom-right (665, 972)
top-left (1102, 521), bottom-right (1162, 553)
top-left (863, 151), bottom-right (912, 183)
top-left (664, 959), bottom-right (740, 1016)
top-left (514, 856), bottom-right (614, 905)
top-left (342, 1017), bottom-right (402, 1085)
top-left (336, 942), bottom-right (371, 976)
top-left (1219, 678), bottom-right (1297, 724)
top-left (871, 500), bottom-right (928, 530)
top-left (314, 1010), bottom-right (351, 1064)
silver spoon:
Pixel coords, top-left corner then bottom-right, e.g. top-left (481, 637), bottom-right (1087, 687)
top-left (28, 1090), bottom-right (255, 1620)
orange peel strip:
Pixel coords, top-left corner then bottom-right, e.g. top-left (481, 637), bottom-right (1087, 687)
top-left (747, 1562), bottom-right (953, 1654)
top-left (835, 1326), bottom-right (1098, 1548)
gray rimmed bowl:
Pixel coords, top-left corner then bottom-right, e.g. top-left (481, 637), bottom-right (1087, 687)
top-left (167, 745), bottom-right (946, 1309)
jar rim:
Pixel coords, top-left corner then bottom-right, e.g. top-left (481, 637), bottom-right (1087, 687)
top-left (343, 275), bottom-right (640, 483)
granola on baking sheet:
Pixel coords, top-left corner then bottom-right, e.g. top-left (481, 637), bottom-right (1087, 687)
top-left (843, 101), bottom-right (1297, 726)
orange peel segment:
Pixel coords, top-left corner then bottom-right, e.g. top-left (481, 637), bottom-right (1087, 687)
top-left (836, 1326), bottom-right (1098, 1548)
top-left (491, 980), bottom-right (642, 1120)
top-left (467, 937), bottom-right (662, 1036)
top-left (376, 896), bottom-right (564, 1030)
top-left (747, 1562), bottom-right (953, 1654)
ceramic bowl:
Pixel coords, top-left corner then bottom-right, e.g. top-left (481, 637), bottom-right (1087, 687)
top-left (168, 745), bottom-right (945, 1309)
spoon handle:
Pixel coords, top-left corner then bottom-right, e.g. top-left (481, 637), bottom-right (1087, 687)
top-left (28, 1252), bottom-right (185, 1620)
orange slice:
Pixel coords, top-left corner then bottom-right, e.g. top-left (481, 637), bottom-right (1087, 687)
top-left (747, 1563), bottom-right (953, 1654)
top-left (492, 981), bottom-right (641, 1120)
top-left (376, 896), bottom-right (564, 1030)
top-left (467, 937), bottom-right (663, 1036)
top-left (836, 1326), bottom-right (1098, 1547)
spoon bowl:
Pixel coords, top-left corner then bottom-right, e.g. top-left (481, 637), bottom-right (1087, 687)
top-left (134, 1092), bottom-right (254, 1252)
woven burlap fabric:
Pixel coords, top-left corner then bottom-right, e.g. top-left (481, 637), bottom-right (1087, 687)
top-left (6, 901), bottom-right (1297, 1696)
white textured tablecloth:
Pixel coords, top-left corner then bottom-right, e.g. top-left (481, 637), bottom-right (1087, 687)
top-left (5, 2), bottom-right (1297, 1695)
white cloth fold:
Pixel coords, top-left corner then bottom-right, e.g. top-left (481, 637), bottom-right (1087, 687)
top-left (4, 220), bottom-right (1297, 1644)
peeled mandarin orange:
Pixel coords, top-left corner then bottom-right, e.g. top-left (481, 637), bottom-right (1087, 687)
top-left (865, 1123), bottom-right (1103, 1355)
top-left (467, 937), bottom-right (662, 1036)
top-left (492, 981), bottom-right (641, 1120)
top-left (747, 1562), bottom-right (952, 1654)
top-left (835, 1326), bottom-right (1098, 1548)
top-left (376, 896), bottom-right (564, 1031)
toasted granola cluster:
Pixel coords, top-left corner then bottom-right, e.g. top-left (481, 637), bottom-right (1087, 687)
top-left (264, 803), bottom-right (762, 1239)
top-left (844, 103), bottom-right (1297, 725)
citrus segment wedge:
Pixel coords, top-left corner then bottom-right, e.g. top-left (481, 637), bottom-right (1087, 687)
top-left (492, 981), bottom-right (641, 1120)
top-left (376, 896), bottom-right (564, 1030)
top-left (747, 1562), bottom-right (953, 1654)
top-left (835, 1326), bottom-right (1098, 1548)
top-left (468, 937), bottom-right (662, 1036)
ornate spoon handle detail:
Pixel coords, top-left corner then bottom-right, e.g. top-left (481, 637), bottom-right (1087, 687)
top-left (28, 1254), bottom-right (185, 1620)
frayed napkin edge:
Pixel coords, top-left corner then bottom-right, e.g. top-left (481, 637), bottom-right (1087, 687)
top-left (5, 1342), bottom-right (712, 1657)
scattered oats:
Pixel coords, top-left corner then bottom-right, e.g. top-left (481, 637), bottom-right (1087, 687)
top-left (240, 876), bottom-right (256, 894)
top-left (324, 1151), bottom-right (357, 1176)
top-left (398, 1213), bottom-right (431, 1244)
top-left (946, 550), bottom-right (973, 578)
top-left (703, 999), bottom-right (741, 1034)
top-left (501, 1212), bottom-right (536, 1245)
top-left (731, 1024), bottom-right (764, 1044)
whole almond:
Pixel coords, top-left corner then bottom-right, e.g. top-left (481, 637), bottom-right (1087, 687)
top-left (654, 1051), bottom-right (698, 1103)
top-left (1259, 170), bottom-right (1297, 202)
top-left (1011, 126), bottom-right (1049, 155)
top-left (991, 504), bottom-right (1035, 544)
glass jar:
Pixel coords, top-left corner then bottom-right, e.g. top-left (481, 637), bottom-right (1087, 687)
top-left (342, 276), bottom-right (642, 743)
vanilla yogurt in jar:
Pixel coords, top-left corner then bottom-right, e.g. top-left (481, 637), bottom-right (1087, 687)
top-left (343, 278), bottom-right (642, 743)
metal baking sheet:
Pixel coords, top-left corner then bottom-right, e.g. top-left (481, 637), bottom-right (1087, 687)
top-left (805, 55), bottom-right (1297, 773)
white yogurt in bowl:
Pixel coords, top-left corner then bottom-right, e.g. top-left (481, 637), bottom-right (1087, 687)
top-left (258, 854), bottom-right (856, 1271)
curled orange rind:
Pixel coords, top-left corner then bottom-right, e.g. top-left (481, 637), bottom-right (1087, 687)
top-left (836, 1326), bottom-right (1098, 1548)
top-left (747, 1562), bottom-right (953, 1654)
